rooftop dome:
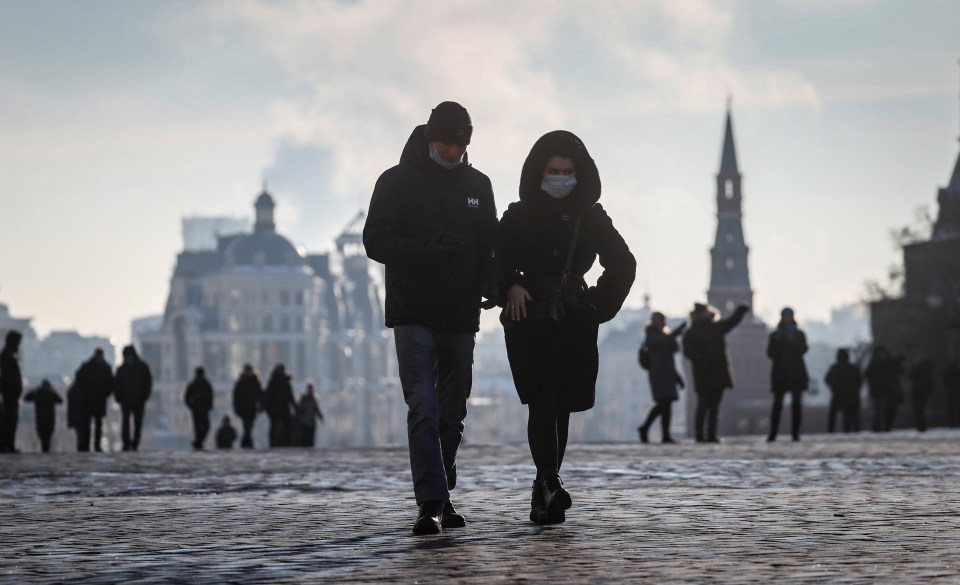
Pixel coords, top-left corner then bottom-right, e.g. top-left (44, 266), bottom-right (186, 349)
top-left (224, 187), bottom-right (306, 267)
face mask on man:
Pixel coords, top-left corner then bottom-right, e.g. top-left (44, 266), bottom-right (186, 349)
top-left (541, 174), bottom-right (577, 199)
top-left (429, 144), bottom-right (464, 170)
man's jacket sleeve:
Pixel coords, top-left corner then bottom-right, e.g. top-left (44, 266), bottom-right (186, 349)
top-left (363, 173), bottom-right (430, 265)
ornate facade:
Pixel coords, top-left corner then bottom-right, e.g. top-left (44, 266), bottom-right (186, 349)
top-left (138, 189), bottom-right (402, 448)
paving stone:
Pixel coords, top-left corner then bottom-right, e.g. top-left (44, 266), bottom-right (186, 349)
top-left (1, 431), bottom-right (959, 583)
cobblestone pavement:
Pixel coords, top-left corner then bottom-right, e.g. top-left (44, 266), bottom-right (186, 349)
top-left (1, 431), bottom-right (959, 584)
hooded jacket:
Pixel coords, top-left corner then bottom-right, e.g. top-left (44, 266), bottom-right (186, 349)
top-left (363, 124), bottom-right (499, 332)
top-left (682, 305), bottom-right (749, 395)
top-left (499, 130), bottom-right (636, 412)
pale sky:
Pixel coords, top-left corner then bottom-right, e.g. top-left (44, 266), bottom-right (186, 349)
top-left (1, 0), bottom-right (959, 347)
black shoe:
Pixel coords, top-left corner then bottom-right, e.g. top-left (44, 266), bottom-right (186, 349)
top-left (766, 435), bottom-right (776, 443)
top-left (441, 500), bottom-right (465, 528)
top-left (638, 425), bottom-right (649, 444)
top-left (662, 436), bottom-right (677, 444)
top-left (412, 501), bottom-right (443, 535)
top-left (541, 475), bottom-right (572, 513)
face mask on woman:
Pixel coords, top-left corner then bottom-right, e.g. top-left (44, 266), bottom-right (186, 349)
top-left (429, 144), bottom-right (464, 170)
top-left (541, 174), bottom-right (577, 199)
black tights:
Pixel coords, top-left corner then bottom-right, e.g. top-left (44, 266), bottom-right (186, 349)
top-left (527, 400), bottom-right (570, 479)
top-left (641, 399), bottom-right (673, 440)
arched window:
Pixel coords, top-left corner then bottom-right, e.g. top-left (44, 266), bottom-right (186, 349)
top-left (725, 179), bottom-right (734, 199)
top-left (725, 257), bottom-right (735, 270)
top-left (725, 233), bottom-right (734, 243)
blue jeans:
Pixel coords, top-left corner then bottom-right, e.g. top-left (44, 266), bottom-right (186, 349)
top-left (394, 325), bottom-right (475, 505)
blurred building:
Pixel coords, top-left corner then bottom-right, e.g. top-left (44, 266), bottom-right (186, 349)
top-left (871, 135), bottom-right (960, 428)
top-left (686, 105), bottom-right (771, 437)
top-left (137, 188), bottom-right (402, 448)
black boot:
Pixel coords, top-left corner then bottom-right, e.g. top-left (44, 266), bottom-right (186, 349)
top-left (637, 425), bottom-right (649, 444)
top-left (412, 500), bottom-right (444, 535)
top-left (541, 474), bottom-right (572, 514)
top-left (441, 500), bottom-right (465, 528)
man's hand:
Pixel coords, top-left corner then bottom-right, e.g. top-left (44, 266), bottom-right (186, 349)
top-left (480, 277), bottom-right (503, 310)
top-left (428, 231), bottom-right (465, 252)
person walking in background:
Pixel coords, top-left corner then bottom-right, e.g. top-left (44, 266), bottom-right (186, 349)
top-left (184, 367), bottom-right (214, 449)
top-left (294, 383), bottom-right (325, 447)
top-left (232, 364), bottom-right (263, 448)
top-left (23, 379), bottom-right (62, 453)
top-left (637, 313), bottom-right (686, 444)
top-left (74, 348), bottom-right (114, 452)
top-left (943, 359), bottom-right (960, 427)
top-left (766, 307), bottom-right (809, 442)
top-left (824, 348), bottom-right (863, 433)
top-left (0, 330), bottom-right (24, 453)
top-left (865, 346), bottom-right (903, 432)
top-left (113, 345), bottom-right (152, 451)
top-left (215, 416), bottom-right (237, 449)
top-left (363, 101), bottom-right (501, 535)
top-left (907, 357), bottom-right (934, 432)
top-left (264, 364), bottom-right (296, 448)
top-left (682, 303), bottom-right (750, 443)
top-left (500, 130), bottom-right (636, 525)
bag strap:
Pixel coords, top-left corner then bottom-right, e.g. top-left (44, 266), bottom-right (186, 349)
top-left (560, 217), bottom-right (582, 286)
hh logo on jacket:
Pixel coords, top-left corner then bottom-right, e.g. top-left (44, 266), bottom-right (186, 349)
top-left (466, 197), bottom-right (479, 208)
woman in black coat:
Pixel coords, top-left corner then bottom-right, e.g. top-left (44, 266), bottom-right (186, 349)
top-left (766, 307), bottom-right (809, 442)
top-left (638, 312), bottom-right (686, 444)
top-left (500, 130), bottom-right (636, 525)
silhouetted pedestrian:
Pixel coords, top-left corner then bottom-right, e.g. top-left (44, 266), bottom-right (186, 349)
top-left (264, 364), bottom-right (295, 448)
top-left (113, 345), bottom-right (152, 451)
top-left (184, 367), bottom-right (214, 449)
top-left (943, 359), bottom-right (960, 427)
top-left (683, 303), bottom-right (750, 443)
top-left (766, 307), bottom-right (809, 442)
top-left (638, 313), bottom-right (686, 444)
top-left (66, 378), bottom-right (83, 449)
top-left (215, 416), bottom-right (236, 449)
top-left (232, 364), bottom-right (263, 448)
top-left (0, 330), bottom-right (24, 453)
top-left (73, 348), bottom-right (114, 452)
top-left (865, 346), bottom-right (903, 432)
top-left (294, 383), bottom-right (325, 447)
top-left (23, 379), bottom-right (62, 453)
top-left (500, 130), bottom-right (636, 526)
top-left (907, 358), bottom-right (934, 432)
top-left (363, 101), bottom-right (502, 535)
top-left (824, 348), bottom-right (863, 433)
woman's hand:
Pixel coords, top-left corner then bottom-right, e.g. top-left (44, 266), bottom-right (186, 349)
top-left (506, 284), bottom-right (532, 321)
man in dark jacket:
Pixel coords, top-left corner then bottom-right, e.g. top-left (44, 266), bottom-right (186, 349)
top-left (113, 345), bottom-right (153, 451)
top-left (824, 348), bottom-right (863, 433)
top-left (682, 302), bottom-right (749, 443)
top-left (0, 330), bottom-right (24, 453)
top-left (766, 307), bottom-right (809, 442)
top-left (184, 367), bottom-right (214, 449)
top-left (74, 348), bottom-right (114, 452)
top-left (363, 101), bottom-right (500, 535)
top-left (23, 379), bottom-right (63, 453)
top-left (232, 364), bottom-right (262, 448)
top-left (264, 364), bottom-right (295, 448)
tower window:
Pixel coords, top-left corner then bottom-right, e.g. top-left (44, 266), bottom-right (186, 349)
top-left (725, 233), bottom-right (734, 243)
top-left (725, 179), bottom-right (734, 199)
top-left (726, 300), bottom-right (735, 313)
top-left (725, 257), bottom-right (735, 270)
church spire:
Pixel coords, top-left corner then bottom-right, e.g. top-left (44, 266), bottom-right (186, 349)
top-left (708, 103), bottom-right (753, 315)
top-left (720, 97), bottom-right (739, 174)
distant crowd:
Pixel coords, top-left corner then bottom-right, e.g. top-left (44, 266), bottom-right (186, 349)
top-left (637, 304), bottom-right (960, 444)
top-left (0, 331), bottom-right (324, 454)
